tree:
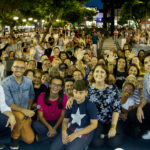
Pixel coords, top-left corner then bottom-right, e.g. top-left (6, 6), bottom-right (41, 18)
top-left (0, 0), bottom-right (94, 41)
top-left (119, 0), bottom-right (150, 28)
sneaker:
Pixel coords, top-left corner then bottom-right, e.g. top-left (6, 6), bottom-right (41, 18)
top-left (10, 139), bottom-right (19, 150)
top-left (0, 142), bottom-right (5, 150)
top-left (142, 130), bottom-right (150, 140)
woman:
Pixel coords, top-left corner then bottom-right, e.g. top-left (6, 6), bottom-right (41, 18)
top-left (128, 64), bottom-right (139, 77)
top-left (114, 57), bottom-right (127, 90)
top-left (88, 64), bottom-right (123, 149)
top-left (33, 69), bottom-right (47, 104)
top-left (32, 76), bottom-right (68, 141)
top-left (120, 82), bottom-right (135, 121)
top-left (131, 56), bottom-right (145, 75)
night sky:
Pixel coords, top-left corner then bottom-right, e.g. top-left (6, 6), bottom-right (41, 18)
top-left (85, 0), bottom-right (103, 10)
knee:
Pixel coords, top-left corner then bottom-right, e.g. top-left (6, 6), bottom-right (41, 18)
top-left (13, 111), bottom-right (24, 121)
top-left (22, 135), bottom-right (35, 144)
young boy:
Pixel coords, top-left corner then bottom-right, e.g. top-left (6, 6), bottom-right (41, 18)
top-left (49, 80), bottom-right (98, 150)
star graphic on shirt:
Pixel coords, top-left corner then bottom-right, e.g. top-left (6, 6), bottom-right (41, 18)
top-left (71, 108), bottom-right (86, 126)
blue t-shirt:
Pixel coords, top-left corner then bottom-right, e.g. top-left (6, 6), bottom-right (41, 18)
top-left (65, 98), bottom-right (97, 142)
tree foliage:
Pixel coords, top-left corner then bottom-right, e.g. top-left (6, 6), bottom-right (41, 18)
top-left (119, 0), bottom-right (150, 27)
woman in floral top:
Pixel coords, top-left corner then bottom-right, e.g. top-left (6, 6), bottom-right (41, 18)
top-left (88, 64), bottom-right (123, 149)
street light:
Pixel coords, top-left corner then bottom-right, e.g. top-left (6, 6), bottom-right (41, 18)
top-left (28, 18), bottom-right (33, 21)
top-left (13, 16), bottom-right (19, 20)
top-left (34, 19), bottom-right (37, 23)
top-left (22, 19), bottom-right (27, 22)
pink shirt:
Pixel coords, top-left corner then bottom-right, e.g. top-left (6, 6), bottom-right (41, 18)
top-left (37, 93), bottom-right (68, 121)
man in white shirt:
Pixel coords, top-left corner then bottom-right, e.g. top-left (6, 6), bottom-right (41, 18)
top-left (0, 85), bottom-right (16, 149)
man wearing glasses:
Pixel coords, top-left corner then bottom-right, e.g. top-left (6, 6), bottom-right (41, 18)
top-left (1, 59), bottom-right (35, 150)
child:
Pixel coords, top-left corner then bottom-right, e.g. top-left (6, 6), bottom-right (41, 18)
top-left (50, 80), bottom-right (98, 150)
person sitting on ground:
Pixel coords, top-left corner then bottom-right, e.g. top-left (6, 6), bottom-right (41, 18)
top-left (32, 76), bottom-right (68, 142)
top-left (120, 82), bottom-right (135, 121)
top-left (0, 85), bottom-right (16, 150)
top-left (49, 80), bottom-right (98, 150)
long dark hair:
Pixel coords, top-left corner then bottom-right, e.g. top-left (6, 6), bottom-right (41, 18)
top-left (44, 76), bottom-right (64, 109)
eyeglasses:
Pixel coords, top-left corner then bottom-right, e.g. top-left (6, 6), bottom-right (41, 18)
top-left (13, 66), bottom-right (25, 70)
top-left (51, 83), bottom-right (62, 88)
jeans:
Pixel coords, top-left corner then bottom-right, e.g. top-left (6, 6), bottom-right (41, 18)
top-left (125, 103), bottom-right (150, 138)
top-left (90, 121), bottom-right (124, 149)
top-left (49, 133), bottom-right (88, 150)
top-left (0, 112), bottom-right (10, 138)
top-left (32, 120), bottom-right (61, 142)
top-left (114, 36), bottom-right (118, 43)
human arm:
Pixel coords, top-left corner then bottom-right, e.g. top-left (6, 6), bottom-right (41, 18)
top-left (108, 112), bottom-right (119, 138)
top-left (108, 85), bottom-right (121, 138)
top-left (28, 99), bottom-right (34, 110)
top-left (10, 104), bottom-right (35, 117)
top-left (62, 118), bottom-right (69, 144)
top-left (68, 119), bottom-right (98, 143)
top-left (38, 111), bottom-right (56, 137)
top-left (137, 74), bottom-right (149, 123)
top-left (3, 111), bottom-right (16, 131)
top-left (53, 110), bottom-right (65, 130)
top-left (137, 98), bottom-right (147, 123)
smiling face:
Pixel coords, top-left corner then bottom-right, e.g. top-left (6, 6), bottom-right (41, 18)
top-left (117, 58), bottom-right (126, 70)
top-left (65, 81), bottom-right (74, 96)
top-left (93, 66), bottom-right (107, 83)
top-left (132, 57), bottom-right (140, 66)
top-left (73, 71), bottom-right (83, 81)
top-left (122, 84), bottom-right (134, 98)
top-left (33, 72), bottom-right (42, 85)
top-left (12, 61), bottom-right (26, 78)
top-left (144, 56), bottom-right (150, 73)
top-left (73, 89), bottom-right (88, 104)
top-left (50, 79), bottom-right (62, 94)
top-left (128, 66), bottom-right (138, 76)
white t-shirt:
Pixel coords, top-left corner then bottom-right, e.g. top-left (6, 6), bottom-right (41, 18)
top-left (122, 96), bottom-right (135, 110)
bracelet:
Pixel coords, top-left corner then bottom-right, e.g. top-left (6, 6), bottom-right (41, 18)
top-left (111, 124), bottom-right (116, 129)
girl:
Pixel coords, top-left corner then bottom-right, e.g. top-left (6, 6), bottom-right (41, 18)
top-left (32, 76), bottom-right (67, 141)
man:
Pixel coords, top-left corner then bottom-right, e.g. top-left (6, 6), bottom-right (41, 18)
top-left (64, 78), bottom-right (74, 99)
top-left (113, 28), bottom-right (119, 43)
top-left (1, 59), bottom-right (35, 149)
top-left (126, 53), bottom-right (150, 139)
top-left (0, 85), bottom-right (16, 149)
top-left (91, 32), bottom-right (99, 57)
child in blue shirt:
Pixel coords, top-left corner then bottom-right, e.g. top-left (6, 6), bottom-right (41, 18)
top-left (49, 80), bottom-right (98, 150)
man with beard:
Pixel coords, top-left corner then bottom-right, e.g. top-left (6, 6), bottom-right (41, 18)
top-left (64, 78), bottom-right (74, 99)
top-left (1, 59), bottom-right (35, 149)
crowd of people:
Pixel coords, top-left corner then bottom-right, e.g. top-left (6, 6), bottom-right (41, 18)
top-left (0, 28), bottom-right (150, 150)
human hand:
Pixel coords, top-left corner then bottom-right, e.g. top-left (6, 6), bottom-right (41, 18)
top-left (76, 50), bottom-right (83, 61)
top-left (22, 109), bottom-right (35, 118)
top-left (137, 106), bottom-right (144, 123)
top-left (68, 132), bottom-right (78, 143)
top-left (47, 128), bottom-right (57, 138)
top-left (128, 51), bottom-right (136, 59)
top-left (108, 127), bottom-right (116, 138)
top-left (66, 97), bottom-right (74, 109)
top-left (62, 132), bottom-right (69, 144)
top-left (5, 114), bottom-right (16, 131)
